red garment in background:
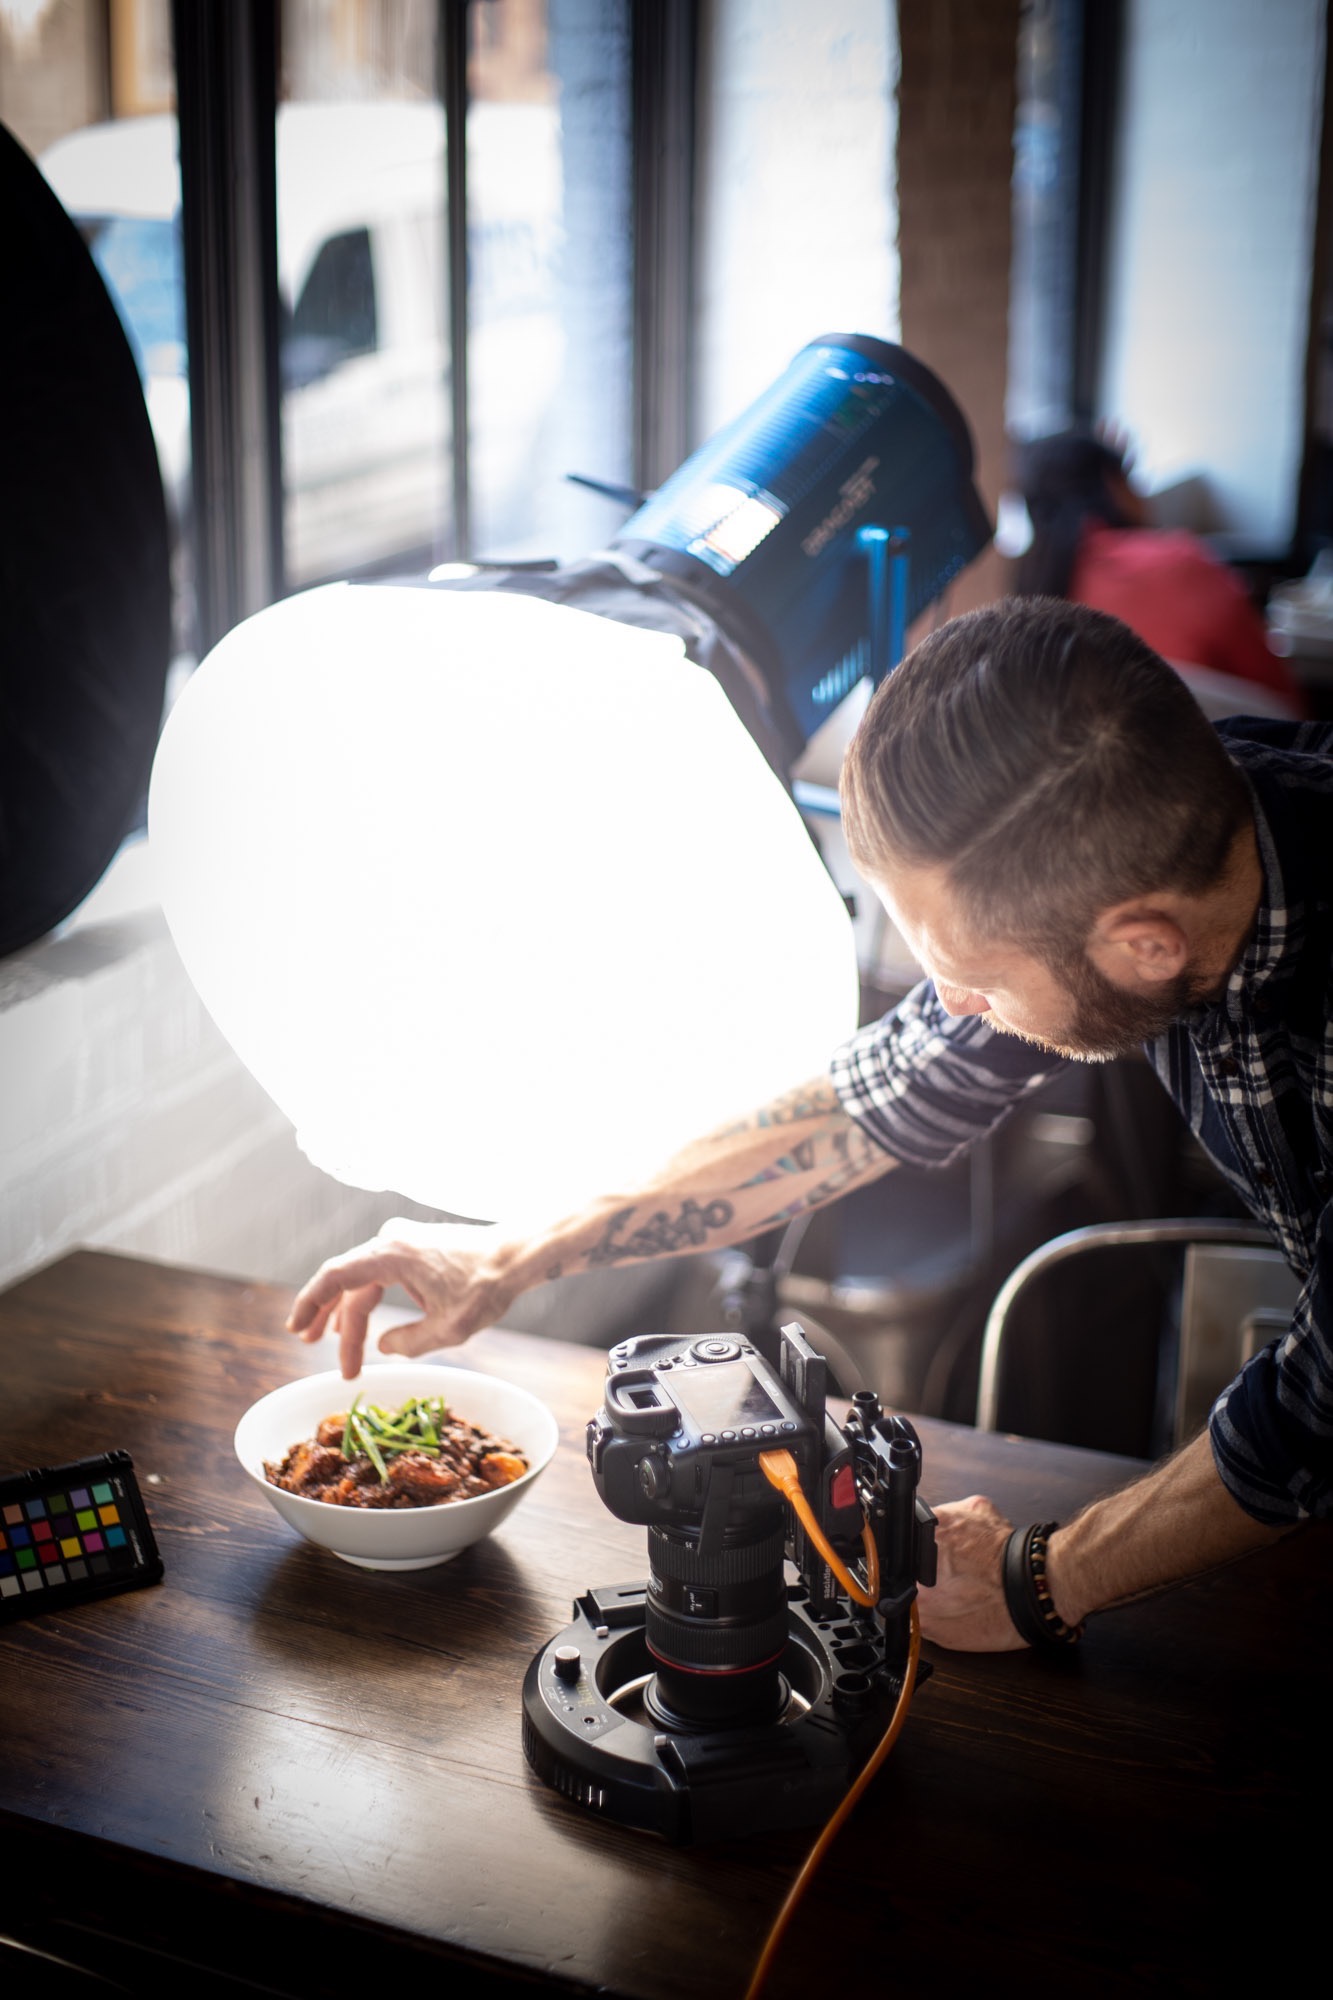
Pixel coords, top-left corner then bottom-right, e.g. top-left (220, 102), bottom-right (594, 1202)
top-left (1069, 525), bottom-right (1308, 715)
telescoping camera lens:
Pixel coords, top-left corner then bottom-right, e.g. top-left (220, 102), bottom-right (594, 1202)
top-left (643, 1514), bottom-right (790, 1730)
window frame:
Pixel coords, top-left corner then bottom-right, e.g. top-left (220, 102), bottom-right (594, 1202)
top-left (169, 0), bottom-right (697, 652)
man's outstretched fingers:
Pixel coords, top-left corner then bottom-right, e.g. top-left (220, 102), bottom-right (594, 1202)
top-left (335, 1282), bottom-right (384, 1380)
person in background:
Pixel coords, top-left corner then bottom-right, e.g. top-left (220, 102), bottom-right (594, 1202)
top-left (1013, 427), bottom-right (1308, 717)
top-left (287, 598), bottom-right (1332, 1656)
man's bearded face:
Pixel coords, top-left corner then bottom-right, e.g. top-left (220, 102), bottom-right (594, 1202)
top-left (1009, 952), bottom-right (1201, 1063)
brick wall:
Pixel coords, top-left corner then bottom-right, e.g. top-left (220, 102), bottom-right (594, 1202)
top-left (897, 0), bottom-right (1021, 617)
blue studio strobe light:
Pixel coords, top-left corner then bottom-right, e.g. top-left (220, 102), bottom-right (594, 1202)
top-left (613, 334), bottom-right (992, 765)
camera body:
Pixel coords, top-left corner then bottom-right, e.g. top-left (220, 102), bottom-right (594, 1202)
top-left (587, 1331), bottom-right (821, 1533)
top-left (587, 1328), bottom-right (873, 1576)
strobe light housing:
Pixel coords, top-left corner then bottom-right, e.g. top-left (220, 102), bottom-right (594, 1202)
top-left (613, 334), bottom-right (992, 764)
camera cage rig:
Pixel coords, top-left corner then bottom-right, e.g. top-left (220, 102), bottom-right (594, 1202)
top-left (522, 1321), bottom-right (937, 1844)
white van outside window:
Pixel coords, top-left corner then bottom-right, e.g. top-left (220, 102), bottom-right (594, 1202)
top-left (39, 100), bottom-right (564, 610)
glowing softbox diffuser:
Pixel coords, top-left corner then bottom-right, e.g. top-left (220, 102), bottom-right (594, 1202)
top-left (149, 585), bottom-right (859, 1221)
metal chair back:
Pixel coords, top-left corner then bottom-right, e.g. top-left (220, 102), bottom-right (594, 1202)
top-left (976, 1219), bottom-right (1299, 1448)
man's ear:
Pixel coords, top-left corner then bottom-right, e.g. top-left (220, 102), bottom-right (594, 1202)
top-left (1087, 904), bottom-right (1189, 986)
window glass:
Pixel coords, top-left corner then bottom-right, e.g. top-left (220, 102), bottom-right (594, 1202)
top-left (8, 0), bottom-right (195, 676)
top-left (1008, 0), bottom-right (1080, 445)
top-left (278, 1), bottom-right (451, 585)
top-left (692, 0), bottom-right (899, 444)
top-left (80, 214), bottom-right (187, 379)
top-left (467, 0), bottom-right (634, 562)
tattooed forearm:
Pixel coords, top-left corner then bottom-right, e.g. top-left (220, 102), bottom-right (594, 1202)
top-left (586, 1198), bottom-right (736, 1267)
top-left (580, 1082), bottom-right (892, 1273)
top-left (750, 1130), bottom-right (886, 1231)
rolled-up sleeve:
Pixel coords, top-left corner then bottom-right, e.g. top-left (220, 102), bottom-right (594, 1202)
top-left (829, 980), bottom-right (1068, 1170)
top-left (1209, 1200), bottom-right (1333, 1523)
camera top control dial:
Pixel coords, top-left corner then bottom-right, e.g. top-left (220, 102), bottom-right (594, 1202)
top-left (691, 1338), bottom-right (742, 1364)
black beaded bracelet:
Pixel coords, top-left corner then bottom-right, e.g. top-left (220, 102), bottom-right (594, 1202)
top-left (1002, 1521), bottom-right (1085, 1648)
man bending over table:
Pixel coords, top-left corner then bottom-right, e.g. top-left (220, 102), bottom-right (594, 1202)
top-left (288, 597), bottom-right (1331, 1652)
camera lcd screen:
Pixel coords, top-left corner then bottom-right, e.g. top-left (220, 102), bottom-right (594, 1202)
top-left (670, 1360), bottom-right (784, 1435)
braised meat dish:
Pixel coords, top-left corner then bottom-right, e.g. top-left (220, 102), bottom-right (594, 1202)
top-left (264, 1393), bottom-right (528, 1508)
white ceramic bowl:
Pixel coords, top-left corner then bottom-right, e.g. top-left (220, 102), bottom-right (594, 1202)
top-left (234, 1361), bottom-right (560, 1570)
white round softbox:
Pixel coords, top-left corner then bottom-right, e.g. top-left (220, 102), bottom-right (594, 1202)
top-left (149, 584), bottom-right (858, 1220)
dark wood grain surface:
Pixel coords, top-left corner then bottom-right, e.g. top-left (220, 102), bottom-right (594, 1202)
top-left (0, 1251), bottom-right (1327, 1997)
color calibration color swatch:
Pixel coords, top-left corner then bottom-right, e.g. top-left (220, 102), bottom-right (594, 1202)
top-left (0, 1451), bottom-right (163, 1621)
top-left (1, 1480), bottom-right (130, 1598)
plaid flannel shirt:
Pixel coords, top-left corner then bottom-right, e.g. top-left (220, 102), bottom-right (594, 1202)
top-left (830, 717), bottom-right (1333, 1524)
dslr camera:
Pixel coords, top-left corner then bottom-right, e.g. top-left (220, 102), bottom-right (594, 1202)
top-left (523, 1322), bottom-right (937, 1842)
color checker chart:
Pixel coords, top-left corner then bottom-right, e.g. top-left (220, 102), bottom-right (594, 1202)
top-left (0, 1450), bottom-right (163, 1620)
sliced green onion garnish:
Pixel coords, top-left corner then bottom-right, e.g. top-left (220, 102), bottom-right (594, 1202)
top-left (338, 1393), bottom-right (452, 1481)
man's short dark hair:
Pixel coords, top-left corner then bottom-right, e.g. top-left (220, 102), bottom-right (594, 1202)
top-left (839, 597), bottom-right (1252, 967)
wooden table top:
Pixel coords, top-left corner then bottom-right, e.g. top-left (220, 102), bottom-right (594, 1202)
top-left (0, 1250), bottom-right (1328, 1998)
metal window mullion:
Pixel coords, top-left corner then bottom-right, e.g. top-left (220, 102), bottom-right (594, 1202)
top-left (441, 0), bottom-right (471, 557)
top-left (631, 0), bottom-right (698, 493)
top-left (1071, 0), bottom-right (1124, 422)
top-left (171, 0), bottom-right (284, 655)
